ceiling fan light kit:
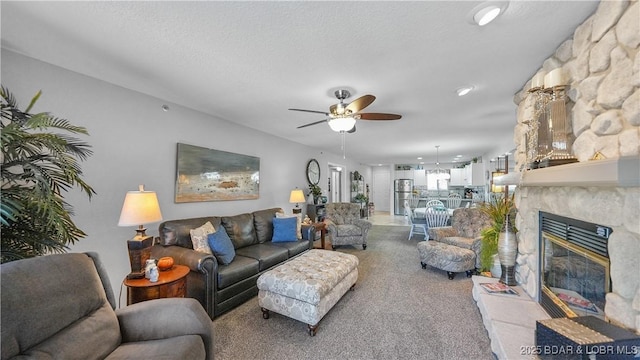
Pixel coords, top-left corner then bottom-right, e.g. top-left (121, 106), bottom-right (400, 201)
top-left (290, 88), bottom-right (402, 159)
top-left (327, 117), bottom-right (356, 132)
top-left (289, 89), bottom-right (402, 132)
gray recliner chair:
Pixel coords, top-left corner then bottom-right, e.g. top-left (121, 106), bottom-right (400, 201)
top-left (324, 202), bottom-right (372, 250)
top-left (1, 252), bottom-right (214, 360)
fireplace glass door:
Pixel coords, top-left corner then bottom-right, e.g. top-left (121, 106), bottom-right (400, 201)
top-left (541, 233), bottom-right (610, 319)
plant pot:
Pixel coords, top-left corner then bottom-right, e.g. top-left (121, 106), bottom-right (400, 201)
top-left (497, 214), bottom-right (517, 285)
top-left (490, 253), bottom-right (502, 278)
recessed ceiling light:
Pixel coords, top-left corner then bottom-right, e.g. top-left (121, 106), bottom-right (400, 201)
top-left (417, 157), bottom-right (423, 160)
top-left (467, 1), bottom-right (509, 27)
top-left (456, 86), bottom-right (474, 96)
top-left (475, 6), bottom-right (500, 26)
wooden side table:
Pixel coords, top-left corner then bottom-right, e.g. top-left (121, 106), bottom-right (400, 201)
top-left (123, 264), bottom-right (189, 305)
top-left (310, 222), bottom-right (327, 249)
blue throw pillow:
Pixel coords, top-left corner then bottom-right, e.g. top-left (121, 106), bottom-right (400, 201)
top-left (207, 227), bottom-right (236, 265)
top-left (272, 216), bottom-right (298, 242)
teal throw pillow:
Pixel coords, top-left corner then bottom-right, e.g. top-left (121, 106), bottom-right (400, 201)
top-left (207, 227), bottom-right (236, 265)
top-left (272, 216), bottom-right (298, 242)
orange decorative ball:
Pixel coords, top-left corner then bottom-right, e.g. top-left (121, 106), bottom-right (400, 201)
top-left (157, 257), bottom-right (174, 271)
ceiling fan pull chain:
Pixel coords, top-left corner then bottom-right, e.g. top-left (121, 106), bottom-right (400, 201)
top-left (341, 131), bottom-right (347, 159)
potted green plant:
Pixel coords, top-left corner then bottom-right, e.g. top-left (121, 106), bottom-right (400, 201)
top-left (478, 194), bottom-right (516, 272)
top-left (1, 87), bottom-right (96, 263)
top-left (308, 184), bottom-right (322, 204)
top-left (353, 193), bottom-right (368, 217)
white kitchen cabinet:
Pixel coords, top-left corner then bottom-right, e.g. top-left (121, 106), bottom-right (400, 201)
top-left (468, 163), bottom-right (486, 186)
top-left (449, 164), bottom-right (485, 186)
top-left (412, 169), bottom-right (427, 186)
top-left (395, 170), bottom-right (412, 180)
top-left (449, 168), bottom-right (466, 186)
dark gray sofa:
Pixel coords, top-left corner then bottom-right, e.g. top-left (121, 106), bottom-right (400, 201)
top-left (151, 207), bottom-right (313, 319)
top-left (1, 252), bottom-right (213, 360)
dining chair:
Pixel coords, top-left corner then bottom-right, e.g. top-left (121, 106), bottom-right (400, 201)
top-left (425, 206), bottom-right (450, 231)
top-left (425, 199), bottom-right (445, 208)
top-left (409, 195), bottom-right (420, 209)
top-left (446, 193), bottom-right (462, 209)
top-left (405, 201), bottom-right (427, 240)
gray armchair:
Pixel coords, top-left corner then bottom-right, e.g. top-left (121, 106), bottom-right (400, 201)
top-left (1, 252), bottom-right (213, 360)
top-left (427, 207), bottom-right (492, 268)
top-left (324, 202), bottom-right (372, 250)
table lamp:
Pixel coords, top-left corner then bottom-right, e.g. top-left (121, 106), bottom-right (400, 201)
top-left (118, 185), bottom-right (163, 279)
top-left (289, 188), bottom-right (306, 214)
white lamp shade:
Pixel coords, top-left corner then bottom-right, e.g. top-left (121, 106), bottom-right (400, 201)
top-left (327, 117), bottom-right (356, 132)
top-left (289, 189), bottom-right (306, 203)
top-left (118, 187), bottom-right (163, 226)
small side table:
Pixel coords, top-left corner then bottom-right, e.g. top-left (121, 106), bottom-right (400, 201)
top-left (310, 222), bottom-right (327, 250)
top-left (123, 264), bottom-right (189, 305)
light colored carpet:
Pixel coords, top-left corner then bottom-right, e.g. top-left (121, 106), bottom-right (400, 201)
top-left (213, 225), bottom-right (493, 360)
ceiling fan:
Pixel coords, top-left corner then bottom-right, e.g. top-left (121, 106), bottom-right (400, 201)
top-left (289, 89), bottom-right (402, 133)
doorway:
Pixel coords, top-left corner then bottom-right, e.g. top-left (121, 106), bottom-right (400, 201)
top-left (372, 166), bottom-right (391, 212)
top-left (328, 164), bottom-right (344, 203)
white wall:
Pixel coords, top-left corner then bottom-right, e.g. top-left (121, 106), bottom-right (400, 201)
top-left (1, 51), bottom-right (370, 306)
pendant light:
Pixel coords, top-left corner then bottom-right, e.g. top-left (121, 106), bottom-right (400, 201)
top-left (432, 145), bottom-right (451, 180)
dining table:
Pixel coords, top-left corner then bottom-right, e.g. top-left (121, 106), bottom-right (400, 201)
top-left (413, 206), bottom-right (455, 218)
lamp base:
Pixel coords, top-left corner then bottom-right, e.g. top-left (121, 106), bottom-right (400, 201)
top-left (292, 208), bottom-right (302, 214)
top-left (127, 235), bottom-right (154, 280)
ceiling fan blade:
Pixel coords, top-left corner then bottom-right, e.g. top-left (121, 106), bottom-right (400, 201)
top-left (346, 95), bottom-right (376, 113)
top-left (289, 108), bottom-right (330, 116)
top-left (297, 119), bottom-right (328, 129)
top-left (358, 113), bottom-right (402, 120)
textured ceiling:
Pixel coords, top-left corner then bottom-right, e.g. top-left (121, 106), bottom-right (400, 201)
top-left (1, 1), bottom-right (599, 167)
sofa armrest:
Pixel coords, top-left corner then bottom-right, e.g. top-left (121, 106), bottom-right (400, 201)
top-left (427, 226), bottom-right (457, 241)
top-left (116, 298), bottom-right (214, 360)
top-left (151, 244), bottom-right (215, 274)
top-left (300, 225), bottom-right (315, 241)
top-left (151, 245), bottom-right (217, 318)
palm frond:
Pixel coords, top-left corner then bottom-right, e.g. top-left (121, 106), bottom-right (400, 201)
top-left (1, 87), bottom-right (95, 263)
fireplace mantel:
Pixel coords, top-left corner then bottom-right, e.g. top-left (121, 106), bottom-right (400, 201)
top-left (494, 156), bottom-right (640, 188)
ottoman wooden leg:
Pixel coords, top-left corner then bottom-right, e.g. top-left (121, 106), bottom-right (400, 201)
top-left (308, 324), bottom-right (318, 337)
top-left (261, 307), bottom-right (270, 319)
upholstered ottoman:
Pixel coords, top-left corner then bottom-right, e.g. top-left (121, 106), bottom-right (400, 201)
top-left (257, 249), bottom-right (359, 336)
top-left (417, 240), bottom-right (475, 280)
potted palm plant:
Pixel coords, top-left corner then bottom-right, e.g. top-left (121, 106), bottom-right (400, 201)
top-left (478, 194), bottom-right (516, 273)
top-left (1, 87), bottom-right (96, 263)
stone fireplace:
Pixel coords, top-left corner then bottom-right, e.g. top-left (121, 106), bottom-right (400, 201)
top-left (508, 0), bottom-right (639, 333)
top-left (509, 160), bottom-right (639, 333)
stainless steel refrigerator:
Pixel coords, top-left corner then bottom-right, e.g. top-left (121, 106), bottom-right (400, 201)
top-left (394, 179), bottom-right (413, 215)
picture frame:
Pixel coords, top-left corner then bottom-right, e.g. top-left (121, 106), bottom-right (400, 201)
top-left (175, 143), bottom-right (260, 203)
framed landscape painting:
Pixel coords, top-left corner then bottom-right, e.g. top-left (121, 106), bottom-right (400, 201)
top-left (175, 143), bottom-right (260, 203)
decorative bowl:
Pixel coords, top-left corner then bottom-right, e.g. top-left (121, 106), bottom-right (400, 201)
top-left (157, 256), bottom-right (174, 271)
